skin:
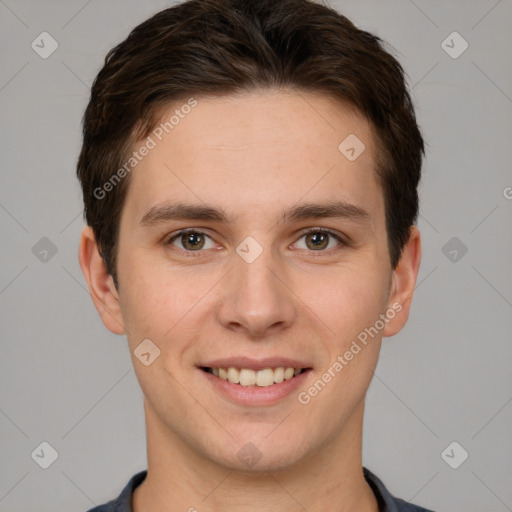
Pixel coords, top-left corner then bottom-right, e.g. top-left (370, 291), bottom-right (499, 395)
top-left (79, 89), bottom-right (421, 512)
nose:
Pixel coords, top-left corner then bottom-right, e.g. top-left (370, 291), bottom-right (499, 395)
top-left (216, 242), bottom-right (297, 339)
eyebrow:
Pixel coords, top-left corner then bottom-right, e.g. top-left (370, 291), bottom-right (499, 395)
top-left (139, 200), bottom-right (371, 227)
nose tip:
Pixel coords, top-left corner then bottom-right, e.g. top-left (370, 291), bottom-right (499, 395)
top-left (216, 253), bottom-right (297, 339)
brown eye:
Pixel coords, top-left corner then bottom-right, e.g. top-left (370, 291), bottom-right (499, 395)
top-left (180, 232), bottom-right (205, 250)
top-left (168, 230), bottom-right (215, 252)
top-left (305, 231), bottom-right (329, 250)
top-left (294, 229), bottom-right (344, 252)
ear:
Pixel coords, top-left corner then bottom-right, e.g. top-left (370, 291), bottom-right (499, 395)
top-left (78, 226), bottom-right (126, 335)
top-left (382, 226), bottom-right (422, 337)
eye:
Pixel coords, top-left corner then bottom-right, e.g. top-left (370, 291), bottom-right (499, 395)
top-left (294, 229), bottom-right (345, 252)
top-left (167, 230), bottom-right (216, 252)
top-left (165, 228), bottom-right (346, 256)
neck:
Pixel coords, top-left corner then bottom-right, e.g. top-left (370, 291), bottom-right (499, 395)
top-left (133, 399), bottom-right (378, 512)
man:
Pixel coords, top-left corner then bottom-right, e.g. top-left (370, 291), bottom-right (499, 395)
top-left (77, 0), bottom-right (433, 510)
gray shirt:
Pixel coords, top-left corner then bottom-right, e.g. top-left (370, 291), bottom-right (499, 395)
top-left (86, 467), bottom-right (436, 511)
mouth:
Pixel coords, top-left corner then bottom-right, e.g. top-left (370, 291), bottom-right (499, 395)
top-left (198, 358), bottom-right (313, 405)
top-left (200, 366), bottom-right (310, 387)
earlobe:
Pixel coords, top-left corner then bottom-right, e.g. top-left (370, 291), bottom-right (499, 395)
top-left (78, 226), bottom-right (126, 335)
top-left (382, 226), bottom-right (422, 338)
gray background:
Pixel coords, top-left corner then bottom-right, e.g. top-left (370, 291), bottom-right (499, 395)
top-left (1, 0), bottom-right (511, 510)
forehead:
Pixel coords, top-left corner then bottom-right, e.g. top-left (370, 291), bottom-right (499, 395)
top-left (122, 90), bottom-right (384, 226)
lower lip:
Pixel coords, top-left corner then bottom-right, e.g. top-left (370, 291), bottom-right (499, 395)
top-left (200, 368), bottom-right (311, 406)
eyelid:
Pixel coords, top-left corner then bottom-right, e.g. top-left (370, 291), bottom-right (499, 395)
top-left (297, 226), bottom-right (345, 240)
top-left (165, 227), bottom-right (213, 243)
top-left (292, 227), bottom-right (346, 252)
top-left (165, 228), bottom-right (217, 253)
top-left (165, 227), bottom-right (347, 255)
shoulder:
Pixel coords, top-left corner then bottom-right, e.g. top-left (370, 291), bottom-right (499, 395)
top-left (363, 467), bottom-right (437, 512)
top-left (391, 496), bottom-right (437, 511)
top-left (84, 470), bottom-right (147, 512)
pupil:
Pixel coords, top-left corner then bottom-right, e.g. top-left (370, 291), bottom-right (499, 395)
top-left (184, 232), bottom-right (204, 250)
top-left (308, 232), bottom-right (328, 250)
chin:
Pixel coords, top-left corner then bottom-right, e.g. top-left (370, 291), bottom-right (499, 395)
top-left (204, 430), bottom-right (313, 473)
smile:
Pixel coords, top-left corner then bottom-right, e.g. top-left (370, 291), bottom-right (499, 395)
top-left (202, 366), bottom-right (306, 387)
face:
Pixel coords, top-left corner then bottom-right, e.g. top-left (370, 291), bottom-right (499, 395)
top-left (82, 89), bottom-right (419, 472)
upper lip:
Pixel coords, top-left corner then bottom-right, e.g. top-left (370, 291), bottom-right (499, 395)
top-left (200, 357), bottom-right (312, 371)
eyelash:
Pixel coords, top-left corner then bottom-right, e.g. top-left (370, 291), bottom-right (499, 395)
top-left (165, 227), bottom-right (346, 257)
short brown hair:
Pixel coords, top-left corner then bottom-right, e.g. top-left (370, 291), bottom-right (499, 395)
top-left (77, 0), bottom-right (424, 285)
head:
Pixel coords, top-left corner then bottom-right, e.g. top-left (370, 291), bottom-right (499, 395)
top-left (78, 0), bottom-right (423, 471)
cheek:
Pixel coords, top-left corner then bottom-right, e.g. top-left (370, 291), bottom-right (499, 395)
top-left (295, 261), bottom-right (390, 342)
top-left (117, 251), bottom-right (173, 339)
top-left (117, 251), bottom-right (215, 350)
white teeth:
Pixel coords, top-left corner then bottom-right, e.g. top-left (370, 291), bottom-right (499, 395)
top-left (273, 367), bottom-right (285, 383)
top-left (284, 367), bottom-right (295, 380)
top-left (256, 368), bottom-right (274, 387)
top-left (239, 368), bottom-right (256, 386)
top-left (208, 366), bottom-right (303, 387)
top-left (227, 367), bottom-right (240, 384)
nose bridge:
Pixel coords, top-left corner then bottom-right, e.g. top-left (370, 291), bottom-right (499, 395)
top-left (217, 236), bottom-right (296, 337)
